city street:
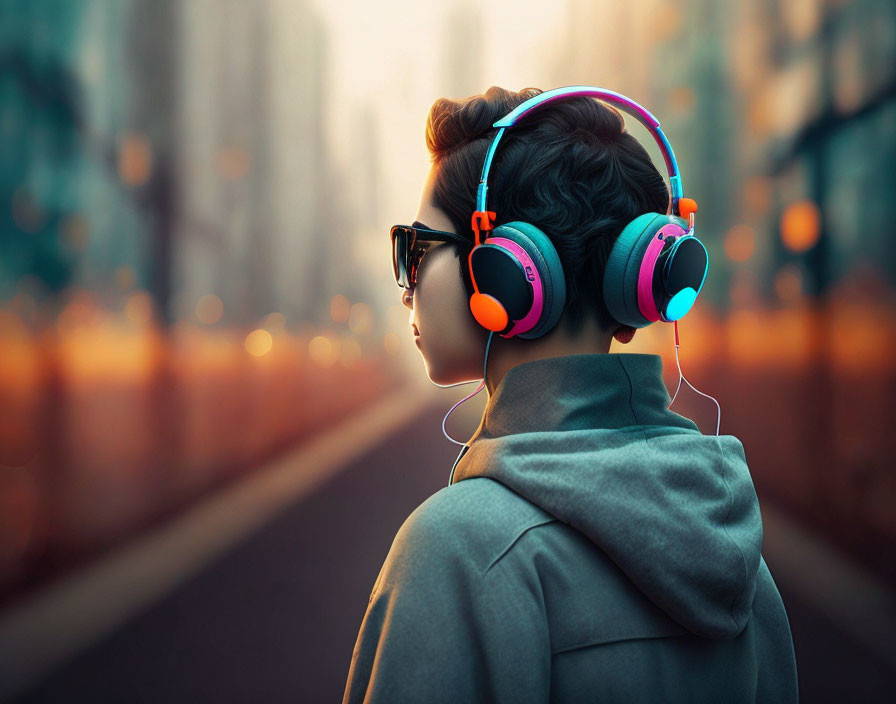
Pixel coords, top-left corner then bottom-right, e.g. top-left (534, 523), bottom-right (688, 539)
top-left (6, 396), bottom-right (896, 704)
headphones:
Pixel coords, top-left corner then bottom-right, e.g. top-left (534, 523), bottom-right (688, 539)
top-left (466, 85), bottom-right (709, 339)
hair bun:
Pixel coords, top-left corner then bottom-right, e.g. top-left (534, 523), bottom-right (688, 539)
top-left (425, 86), bottom-right (543, 161)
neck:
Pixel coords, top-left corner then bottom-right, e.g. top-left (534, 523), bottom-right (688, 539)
top-left (484, 317), bottom-right (614, 396)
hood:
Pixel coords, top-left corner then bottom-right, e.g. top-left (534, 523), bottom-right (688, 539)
top-left (452, 353), bottom-right (762, 639)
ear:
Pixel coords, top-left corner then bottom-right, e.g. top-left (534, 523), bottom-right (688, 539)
top-left (613, 326), bottom-right (636, 344)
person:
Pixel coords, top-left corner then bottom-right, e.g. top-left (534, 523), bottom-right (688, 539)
top-left (343, 85), bottom-right (798, 703)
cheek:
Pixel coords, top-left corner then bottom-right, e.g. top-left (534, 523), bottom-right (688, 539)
top-left (416, 254), bottom-right (483, 353)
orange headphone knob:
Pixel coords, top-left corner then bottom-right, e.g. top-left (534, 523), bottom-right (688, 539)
top-left (678, 197), bottom-right (698, 220)
top-left (470, 293), bottom-right (509, 332)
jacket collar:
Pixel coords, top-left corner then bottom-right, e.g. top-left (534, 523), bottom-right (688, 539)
top-left (468, 352), bottom-right (698, 443)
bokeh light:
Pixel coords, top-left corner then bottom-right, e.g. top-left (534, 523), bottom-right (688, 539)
top-left (263, 311), bottom-right (286, 332)
top-left (339, 337), bottom-right (362, 366)
top-left (308, 335), bottom-right (338, 366)
top-left (774, 265), bottom-right (804, 304)
top-left (117, 131), bottom-right (153, 187)
top-left (330, 294), bottom-right (350, 324)
top-left (348, 302), bottom-right (374, 335)
top-left (245, 328), bottom-right (273, 357)
top-left (724, 224), bottom-right (757, 263)
top-left (780, 199), bottom-right (821, 253)
top-left (196, 295), bottom-right (224, 325)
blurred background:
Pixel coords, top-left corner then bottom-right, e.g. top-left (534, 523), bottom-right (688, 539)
top-left (0, 0), bottom-right (894, 701)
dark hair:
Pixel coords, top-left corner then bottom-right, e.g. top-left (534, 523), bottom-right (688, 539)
top-left (424, 86), bottom-right (670, 343)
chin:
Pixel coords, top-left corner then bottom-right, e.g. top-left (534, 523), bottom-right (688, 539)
top-left (423, 357), bottom-right (478, 387)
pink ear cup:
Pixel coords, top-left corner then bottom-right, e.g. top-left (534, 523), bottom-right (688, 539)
top-left (636, 223), bottom-right (685, 322)
top-left (483, 236), bottom-right (545, 337)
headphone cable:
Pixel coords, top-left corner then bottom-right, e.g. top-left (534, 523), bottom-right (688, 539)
top-left (440, 331), bottom-right (494, 446)
top-left (669, 320), bottom-right (721, 435)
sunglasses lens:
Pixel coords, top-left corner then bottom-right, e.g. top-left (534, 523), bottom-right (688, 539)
top-left (391, 226), bottom-right (413, 288)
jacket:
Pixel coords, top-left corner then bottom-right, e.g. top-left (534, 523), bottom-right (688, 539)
top-left (343, 352), bottom-right (798, 703)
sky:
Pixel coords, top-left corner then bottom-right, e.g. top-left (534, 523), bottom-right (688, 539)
top-left (309, 0), bottom-right (574, 314)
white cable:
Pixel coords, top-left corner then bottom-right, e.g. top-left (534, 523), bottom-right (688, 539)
top-left (669, 331), bottom-right (721, 436)
top-left (441, 331), bottom-right (494, 445)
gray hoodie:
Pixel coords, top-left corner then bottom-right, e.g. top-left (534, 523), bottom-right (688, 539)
top-left (344, 353), bottom-right (798, 703)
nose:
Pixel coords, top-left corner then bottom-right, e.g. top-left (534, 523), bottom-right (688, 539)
top-left (400, 287), bottom-right (413, 310)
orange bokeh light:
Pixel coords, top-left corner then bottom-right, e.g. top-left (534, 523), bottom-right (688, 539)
top-left (774, 265), bottom-right (804, 303)
top-left (245, 328), bottom-right (273, 357)
top-left (330, 294), bottom-right (350, 324)
top-left (117, 132), bottom-right (153, 187)
top-left (780, 200), bottom-right (821, 253)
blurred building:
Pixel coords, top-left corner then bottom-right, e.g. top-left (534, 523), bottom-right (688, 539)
top-left (0, 0), bottom-right (345, 329)
top-left (176, 0), bottom-right (336, 328)
top-left (730, 0), bottom-right (896, 302)
top-left (557, 0), bottom-right (896, 310)
top-left (0, 0), bottom-right (146, 312)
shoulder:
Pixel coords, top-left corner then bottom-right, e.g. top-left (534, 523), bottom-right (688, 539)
top-left (388, 477), bottom-right (557, 579)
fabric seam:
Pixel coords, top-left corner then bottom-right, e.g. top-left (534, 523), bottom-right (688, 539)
top-left (551, 629), bottom-right (691, 656)
top-left (616, 355), bottom-right (649, 444)
top-left (484, 518), bottom-right (559, 575)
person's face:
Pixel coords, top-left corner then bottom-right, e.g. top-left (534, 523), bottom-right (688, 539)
top-left (401, 167), bottom-right (488, 385)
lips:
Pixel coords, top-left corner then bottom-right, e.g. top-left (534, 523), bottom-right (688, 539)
top-left (411, 323), bottom-right (420, 337)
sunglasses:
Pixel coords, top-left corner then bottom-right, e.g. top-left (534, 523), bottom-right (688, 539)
top-left (390, 222), bottom-right (470, 289)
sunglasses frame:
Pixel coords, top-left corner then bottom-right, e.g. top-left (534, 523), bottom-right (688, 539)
top-left (390, 223), bottom-right (471, 289)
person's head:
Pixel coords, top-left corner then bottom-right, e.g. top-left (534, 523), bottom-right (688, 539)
top-left (401, 85), bottom-right (670, 388)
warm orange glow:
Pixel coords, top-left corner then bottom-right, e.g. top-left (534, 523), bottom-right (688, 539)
top-left (196, 294), bottom-right (224, 325)
top-left (724, 225), bottom-right (756, 262)
top-left (727, 310), bottom-right (774, 368)
top-left (309, 335), bottom-right (338, 366)
top-left (0, 311), bottom-right (41, 395)
top-left (828, 299), bottom-right (896, 373)
top-left (340, 337), bottom-right (362, 366)
top-left (57, 293), bottom-right (98, 335)
top-left (348, 302), bottom-right (374, 335)
top-left (117, 132), bottom-right (153, 186)
top-left (56, 316), bottom-right (162, 387)
top-left (780, 200), bottom-right (821, 252)
top-left (10, 292), bottom-right (37, 321)
top-left (245, 328), bottom-right (273, 357)
top-left (649, 5), bottom-right (681, 41)
top-left (125, 292), bottom-right (153, 325)
top-left (330, 294), bottom-right (351, 324)
top-left (770, 304), bottom-right (815, 368)
top-left (171, 323), bottom-right (239, 372)
top-left (774, 265), bottom-right (803, 303)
